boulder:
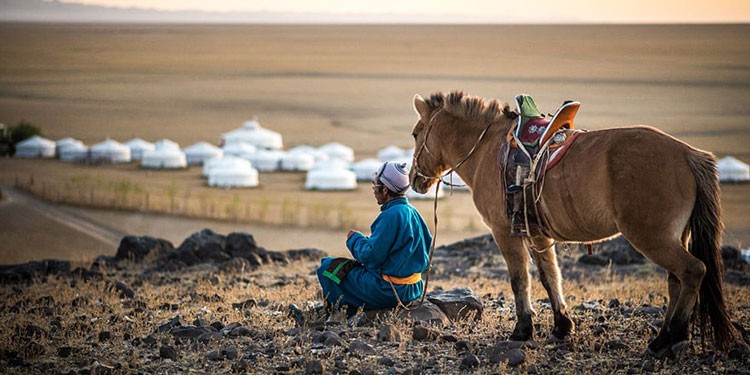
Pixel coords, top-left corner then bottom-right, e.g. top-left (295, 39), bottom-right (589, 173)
top-left (225, 232), bottom-right (259, 258)
top-left (115, 235), bottom-right (174, 262)
top-left (0, 259), bottom-right (71, 283)
top-left (427, 287), bottom-right (483, 321)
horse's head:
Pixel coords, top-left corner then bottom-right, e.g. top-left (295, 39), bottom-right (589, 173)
top-left (409, 93), bottom-right (451, 194)
top-left (409, 91), bottom-right (516, 194)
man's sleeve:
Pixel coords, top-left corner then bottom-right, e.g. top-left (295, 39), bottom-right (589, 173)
top-left (346, 212), bottom-right (398, 270)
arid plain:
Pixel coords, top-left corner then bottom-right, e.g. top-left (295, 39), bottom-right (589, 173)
top-left (0, 23), bottom-right (749, 263)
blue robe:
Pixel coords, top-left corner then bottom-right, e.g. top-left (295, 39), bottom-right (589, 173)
top-left (317, 197), bottom-right (433, 311)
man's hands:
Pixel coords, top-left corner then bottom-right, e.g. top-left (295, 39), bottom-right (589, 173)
top-left (346, 229), bottom-right (357, 239)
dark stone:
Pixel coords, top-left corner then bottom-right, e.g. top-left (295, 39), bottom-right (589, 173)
top-left (206, 350), bottom-right (223, 361)
top-left (313, 331), bottom-right (346, 347)
top-left (115, 235), bottom-right (174, 262)
top-left (220, 257), bottom-right (258, 272)
top-left (377, 324), bottom-right (401, 342)
top-left (70, 267), bottom-right (103, 281)
top-left (232, 299), bottom-right (257, 310)
top-left (57, 346), bottom-right (73, 358)
top-left (427, 287), bottom-right (483, 321)
top-left (634, 305), bottom-right (664, 318)
top-left (172, 326), bottom-right (214, 340)
top-left (25, 324), bottom-right (47, 339)
top-left (455, 340), bottom-right (474, 353)
top-left (489, 348), bottom-right (526, 366)
top-left (286, 248), bottom-right (328, 262)
top-left (210, 321), bottom-right (225, 331)
top-left (91, 255), bottom-right (118, 270)
top-left (222, 347), bottom-right (239, 360)
top-left (605, 339), bottom-right (630, 350)
top-left (305, 359), bottom-right (325, 374)
top-left (413, 326), bottom-right (440, 341)
top-left (460, 354), bottom-right (480, 369)
top-left (228, 326), bottom-right (253, 337)
top-left (111, 281), bottom-right (135, 299)
top-left (142, 335), bottom-right (157, 346)
top-left (98, 331), bottom-right (113, 342)
top-left (378, 356), bottom-right (395, 366)
top-left (348, 340), bottom-right (375, 357)
top-left (608, 299), bottom-right (621, 308)
top-left (0, 259), bottom-right (71, 283)
top-left (156, 316), bottom-right (181, 333)
top-left (159, 345), bottom-right (177, 360)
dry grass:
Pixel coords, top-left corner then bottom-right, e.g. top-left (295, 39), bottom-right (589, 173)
top-left (1, 260), bottom-right (748, 373)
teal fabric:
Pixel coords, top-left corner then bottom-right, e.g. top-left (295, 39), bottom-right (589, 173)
top-left (317, 197), bottom-right (433, 310)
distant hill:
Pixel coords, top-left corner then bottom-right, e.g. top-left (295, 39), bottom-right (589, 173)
top-left (0, 0), bottom-right (495, 24)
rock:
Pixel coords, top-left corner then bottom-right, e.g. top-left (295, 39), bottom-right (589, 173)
top-left (223, 347), bottom-right (238, 360)
top-left (225, 232), bottom-right (259, 258)
top-left (221, 322), bottom-right (242, 335)
top-left (455, 340), bottom-right (474, 353)
top-left (413, 326), bottom-right (440, 341)
top-left (634, 305), bottom-right (663, 318)
top-left (228, 326), bottom-right (253, 337)
top-left (0, 259), bottom-right (71, 283)
top-left (377, 324), bottom-right (401, 342)
top-left (378, 356), bottom-right (395, 366)
top-left (70, 267), bottom-right (103, 281)
top-left (427, 287), bottom-right (483, 321)
top-left (57, 346), bottom-right (73, 358)
top-left (142, 335), bottom-right (157, 346)
top-left (25, 324), bottom-right (47, 339)
top-left (206, 350), bottom-right (223, 361)
top-left (221, 257), bottom-right (258, 272)
top-left (286, 248), bottom-right (328, 262)
top-left (489, 347), bottom-right (526, 366)
top-left (112, 281), bottom-right (135, 299)
top-left (608, 299), bottom-right (621, 308)
top-left (232, 299), bottom-right (257, 310)
top-left (399, 301), bottom-right (450, 326)
top-left (157, 316), bottom-right (181, 333)
top-left (348, 340), bottom-right (376, 357)
top-left (98, 331), bottom-right (113, 342)
top-left (314, 331), bottom-right (346, 347)
top-left (171, 326), bottom-right (214, 340)
top-left (578, 254), bottom-right (610, 266)
top-left (159, 345), bottom-right (177, 360)
top-left (460, 354), bottom-right (480, 369)
top-left (210, 321), bottom-right (225, 331)
top-left (306, 359), bottom-right (325, 374)
top-left (115, 235), bottom-right (173, 262)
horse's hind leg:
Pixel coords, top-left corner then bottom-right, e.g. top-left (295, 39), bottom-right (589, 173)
top-left (627, 235), bottom-right (706, 357)
top-left (492, 229), bottom-right (535, 341)
top-left (528, 237), bottom-right (574, 341)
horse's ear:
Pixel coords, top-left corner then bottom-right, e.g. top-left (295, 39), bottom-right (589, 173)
top-left (413, 94), bottom-right (431, 120)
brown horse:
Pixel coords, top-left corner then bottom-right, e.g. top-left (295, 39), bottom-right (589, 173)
top-left (409, 91), bottom-right (740, 358)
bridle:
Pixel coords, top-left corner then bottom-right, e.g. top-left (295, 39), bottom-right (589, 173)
top-left (412, 108), bottom-right (495, 183)
top-left (393, 108), bottom-right (494, 311)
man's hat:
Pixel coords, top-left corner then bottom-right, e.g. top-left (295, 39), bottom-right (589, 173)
top-left (373, 161), bottom-right (410, 194)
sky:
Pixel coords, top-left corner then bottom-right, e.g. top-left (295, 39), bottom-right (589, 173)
top-left (56, 0), bottom-right (750, 23)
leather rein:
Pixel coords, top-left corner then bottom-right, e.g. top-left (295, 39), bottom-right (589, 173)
top-left (394, 109), bottom-right (494, 311)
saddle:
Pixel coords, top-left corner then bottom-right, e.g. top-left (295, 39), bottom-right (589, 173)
top-left (501, 94), bottom-right (583, 237)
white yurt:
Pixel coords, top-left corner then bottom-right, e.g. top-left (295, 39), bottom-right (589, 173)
top-left (222, 142), bottom-right (257, 160)
top-left (407, 183), bottom-right (445, 200)
top-left (184, 142), bottom-right (223, 165)
top-left (351, 158), bottom-right (383, 181)
top-left (55, 137), bottom-right (79, 152)
top-left (280, 151), bottom-right (316, 172)
top-left (718, 156), bottom-right (750, 183)
top-left (90, 139), bottom-right (131, 163)
top-left (319, 142), bottom-right (354, 163)
top-left (441, 172), bottom-right (470, 192)
top-left (59, 142), bottom-right (89, 162)
top-left (289, 145), bottom-right (329, 163)
top-left (202, 156), bottom-right (223, 178)
top-left (377, 145), bottom-right (407, 162)
top-left (208, 156), bottom-right (259, 188)
top-left (124, 138), bottom-right (155, 160)
top-left (221, 118), bottom-right (283, 150)
top-left (141, 139), bottom-right (187, 169)
top-left (305, 163), bottom-right (357, 191)
top-left (14, 135), bottom-right (56, 158)
top-left (249, 149), bottom-right (285, 172)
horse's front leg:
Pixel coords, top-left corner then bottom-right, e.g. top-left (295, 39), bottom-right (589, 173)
top-left (492, 229), bottom-right (535, 341)
top-left (527, 236), bottom-right (575, 341)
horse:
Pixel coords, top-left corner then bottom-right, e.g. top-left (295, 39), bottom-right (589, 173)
top-left (408, 90), bottom-right (741, 358)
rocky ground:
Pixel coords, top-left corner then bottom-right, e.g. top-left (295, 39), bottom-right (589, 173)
top-left (1, 230), bottom-right (749, 374)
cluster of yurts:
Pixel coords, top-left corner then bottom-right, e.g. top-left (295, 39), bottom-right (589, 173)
top-left (12, 118), bottom-right (473, 195)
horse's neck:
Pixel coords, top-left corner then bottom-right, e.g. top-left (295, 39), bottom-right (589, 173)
top-left (448, 123), bottom-right (506, 190)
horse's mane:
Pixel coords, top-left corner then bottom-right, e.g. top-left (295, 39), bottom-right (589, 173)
top-left (426, 91), bottom-right (514, 125)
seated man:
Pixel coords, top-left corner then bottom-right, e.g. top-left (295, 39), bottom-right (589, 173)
top-left (316, 161), bottom-right (433, 316)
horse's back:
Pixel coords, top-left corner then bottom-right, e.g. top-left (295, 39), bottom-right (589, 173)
top-left (543, 126), bottom-right (698, 242)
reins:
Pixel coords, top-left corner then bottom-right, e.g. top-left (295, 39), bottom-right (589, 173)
top-left (390, 111), bottom-right (494, 311)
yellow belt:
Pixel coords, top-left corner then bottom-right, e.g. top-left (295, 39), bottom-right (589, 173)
top-left (382, 273), bottom-right (422, 285)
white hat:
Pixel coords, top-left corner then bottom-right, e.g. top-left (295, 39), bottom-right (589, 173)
top-left (373, 161), bottom-right (410, 194)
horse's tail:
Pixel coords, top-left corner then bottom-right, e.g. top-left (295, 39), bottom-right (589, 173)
top-left (687, 149), bottom-right (738, 351)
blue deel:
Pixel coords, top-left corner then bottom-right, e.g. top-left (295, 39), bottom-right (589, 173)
top-left (317, 197), bottom-right (433, 310)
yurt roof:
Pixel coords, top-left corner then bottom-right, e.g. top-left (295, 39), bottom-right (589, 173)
top-left (154, 139), bottom-right (180, 150)
top-left (288, 145), bottom-right (317, 154)
top-left (718, 156), bottom-right (749, 172)
top-left (377, 145), bottom-right (407, 161)
top-left (184, 141), bottom-right (221, 153)
top-left (125, 138), bottom-right (155, 149)
top-left (210, 157), bottom-right (256, 174)
top-left (17, 135), bottom-right (55, 148)
top-left (222, 142), bottom-right (257, 154)
top-left (92, 139), bottom-right (128, 151)
top-left (56, 137), bottom-right (79, 147)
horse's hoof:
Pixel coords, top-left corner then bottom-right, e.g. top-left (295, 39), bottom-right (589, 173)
top-left (644, 346), bottom-right (670, 359)
top-left (669, 340), bottom-right (689, 359)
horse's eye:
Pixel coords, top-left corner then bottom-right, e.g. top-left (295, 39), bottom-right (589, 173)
top-left (411, 132), bottom-right (417, 139)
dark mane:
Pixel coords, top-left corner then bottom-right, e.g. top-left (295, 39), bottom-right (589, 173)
top-left (427, 90), bottom-right (512, 124)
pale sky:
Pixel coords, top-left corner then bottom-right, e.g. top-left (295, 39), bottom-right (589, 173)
top-left (58, 0), bottom-right (750, 23)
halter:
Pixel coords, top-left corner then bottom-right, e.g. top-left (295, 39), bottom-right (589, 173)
top-left (412, 108), bottom-right (495, 183)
